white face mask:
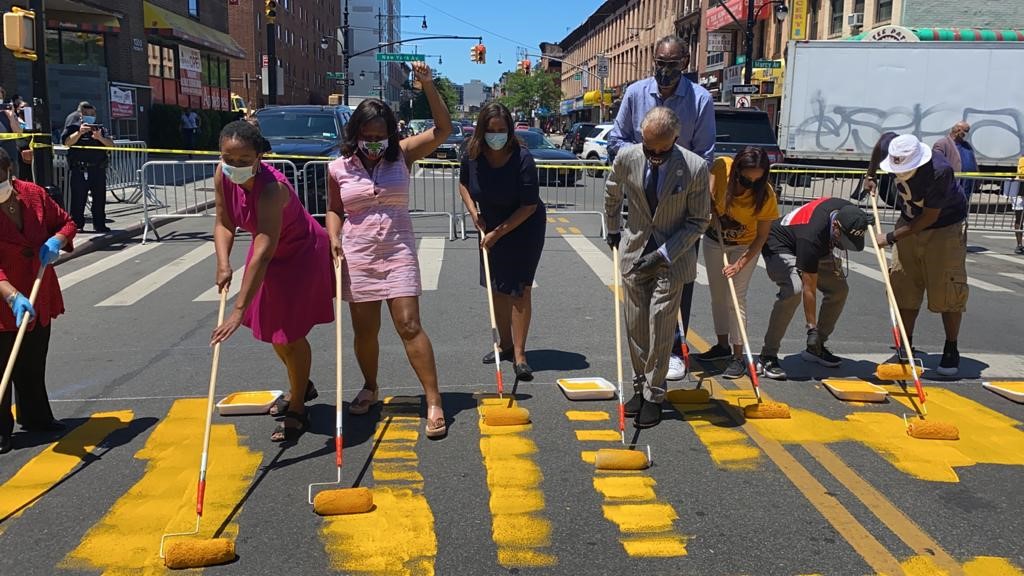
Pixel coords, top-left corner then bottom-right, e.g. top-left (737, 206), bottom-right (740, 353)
top-left (358, 139), bottom-right (389, 159)
top-left (0, 178), bottom-right (12, 203)
top-left (221, 162), bottom-right (256, 184)
top-left (484, 132), bottom-right (509, 150)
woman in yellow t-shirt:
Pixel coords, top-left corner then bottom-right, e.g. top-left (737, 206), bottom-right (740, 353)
top-left (695, 147), bottom-right (779, 378)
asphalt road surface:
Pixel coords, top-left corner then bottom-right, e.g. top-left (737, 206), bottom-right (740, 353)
top-left (2, 208), bottom-right (1023, 576)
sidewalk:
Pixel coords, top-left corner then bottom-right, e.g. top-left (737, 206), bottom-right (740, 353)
top-left (55, 189), bottom-right (179, 266)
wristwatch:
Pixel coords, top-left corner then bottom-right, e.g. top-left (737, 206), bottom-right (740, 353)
top-left (886, 231), bottom-right (897, 246)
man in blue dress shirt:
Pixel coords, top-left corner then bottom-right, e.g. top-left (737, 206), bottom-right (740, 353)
top-left (608, 35), bottom-right (716, 381)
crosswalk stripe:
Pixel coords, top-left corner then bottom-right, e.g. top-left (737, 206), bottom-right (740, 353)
top-left (966, 276), bottom-right (1012, 293)
top-left (563, 234), bottom-right (614, 286)
top-left (1000, 272), bottom-right (1024, 281)
top-left (96, 243), bottom-right (215, 306)
top-left (193, 266), bottom-right (245, 302)
top-left (981, 251), bottom-right (1024, 265)
top-left (417, 237), bottom-right (446, 291)
top-left (59, 243), bottom-right (160, 290)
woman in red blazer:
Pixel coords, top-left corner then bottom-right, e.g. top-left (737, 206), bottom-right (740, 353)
top-left (0, 148), bottom-right (76, 453)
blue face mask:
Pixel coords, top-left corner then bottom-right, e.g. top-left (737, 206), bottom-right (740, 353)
top-left (485, 132), bottom-right (508, 151)
top-left (82, 115), bottom-right (97, 125)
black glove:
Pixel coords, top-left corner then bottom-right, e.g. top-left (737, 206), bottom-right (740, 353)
top-left (627, 252), bottom-right (663, 277)
top-left (606, 232), bottom-right (621, 250)
top-left (806, 327), bottom-right (822, 355)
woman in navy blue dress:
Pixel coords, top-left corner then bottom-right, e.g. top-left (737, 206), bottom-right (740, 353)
top-left (458, 103), bottom-right (546, 380)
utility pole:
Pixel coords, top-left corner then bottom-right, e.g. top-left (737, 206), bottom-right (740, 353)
top-left (377, 8), bottom-right (384, 101)
top-left (29, 0), bottom-right (52, 188)
top-left (743, 0), bottom-right (756, 84)
top-left (343, 0), bottom-right (350, 106)
top-left (267, 19), bottom-right (277, 105)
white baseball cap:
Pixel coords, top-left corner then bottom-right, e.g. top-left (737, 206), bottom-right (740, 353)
top-left (880, 134), bottom-right (932, 174)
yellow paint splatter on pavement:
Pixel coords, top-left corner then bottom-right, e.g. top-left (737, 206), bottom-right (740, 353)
top-left (320, 398), bottom-right (437, 576)
top-left (63, 399), bottom-right (261, 575)
top-left (669, 396), bottom-right (762, 471)
top-left (565, 410), bottom-right (609, 421)
top-left (575, 429), bottom-right (622, 442)
top-left (478, 397), bottom-right (556, 568)
top-left (900, 555), bottom-right (1024, 576)
top-left (0, 411), bottom-right (132, 534)
top-left (593, 476), bottom-right (657, 501)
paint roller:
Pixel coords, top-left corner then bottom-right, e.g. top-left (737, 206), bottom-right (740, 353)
top-left (867, 193), bottom-right (958, 441)
top-left (595, 246), bottom-right (651, 471)
top-left (310, 263), bottom-right (374, 516)
top-left (160, 288), bottom-right (236, 569)
top-left (480, 243), bottom-right (530, 427)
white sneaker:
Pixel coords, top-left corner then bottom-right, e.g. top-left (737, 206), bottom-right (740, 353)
top-left (666, 355), bottom-right (686, 381)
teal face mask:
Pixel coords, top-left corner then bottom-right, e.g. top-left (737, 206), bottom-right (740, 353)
top-left (82, 115), bottom-right (97, 125)
top-left (484, 132), bottom-right (508, 150)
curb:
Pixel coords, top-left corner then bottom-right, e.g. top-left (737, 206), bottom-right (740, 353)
top-left (54, 216), bottom-right (182, 266)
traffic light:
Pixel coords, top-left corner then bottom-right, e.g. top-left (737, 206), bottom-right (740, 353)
top-left (3, 7), bottom-right (37, 61)
top-left (522, 59), bottom-right (531, 74)
top-left (265, 0), bottom-right (278, 20)
top-left (470, 45), bottom-right (479, 63)
top-left (472, 44), bottom-right (485, 64)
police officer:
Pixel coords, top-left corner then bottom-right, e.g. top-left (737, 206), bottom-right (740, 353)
top-left (62, 102), bottom-right (113, 232)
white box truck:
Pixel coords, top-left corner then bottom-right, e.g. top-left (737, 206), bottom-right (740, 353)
top-left (778, 41), bottom-right (1024, 168)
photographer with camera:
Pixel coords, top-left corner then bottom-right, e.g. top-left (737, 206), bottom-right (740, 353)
top-left (61, 102), bottom-right (113, 233)
top-left (0, 87), bottom-right (21, 171)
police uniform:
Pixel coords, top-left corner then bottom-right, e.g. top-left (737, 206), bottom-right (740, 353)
top-left (61, 122), bottom-right (109, 232)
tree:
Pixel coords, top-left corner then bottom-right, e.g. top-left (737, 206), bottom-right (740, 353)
top-left (497, 70), bottom-right (563, 119)
top-left (399, 76), bottom-right (459, 121)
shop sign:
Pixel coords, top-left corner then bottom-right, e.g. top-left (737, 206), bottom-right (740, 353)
top-left (179, 45), bottom-right (203, 97)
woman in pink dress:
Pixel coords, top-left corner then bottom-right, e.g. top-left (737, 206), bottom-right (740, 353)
top-left (211, 120), bottom-right (333, 442)
top-left (326, 62), bottom-right (452, 438)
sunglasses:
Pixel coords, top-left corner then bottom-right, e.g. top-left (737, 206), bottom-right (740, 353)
top-left (654, 58), bottom-right (684, 69)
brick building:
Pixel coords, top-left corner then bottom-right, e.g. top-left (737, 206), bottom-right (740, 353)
top-left (227, 0), bottom-right (342, 108)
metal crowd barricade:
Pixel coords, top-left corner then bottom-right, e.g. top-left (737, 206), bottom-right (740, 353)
top-left (141, 159), bottom-right (298, 243)
top-left (768, 163), bottom-right (1021, 232)
top-left (107, 140), bottom-right (147, 201)
top-left (531, 158), bottom-right (608, 238)
top-left (300, 160), bottom-right (331, 219)
top-left (410, 159), bottom-right (458, 241)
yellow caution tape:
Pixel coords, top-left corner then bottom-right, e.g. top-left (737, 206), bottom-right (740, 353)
top-left (0, 132), bottom-right (49, 140)
top-left (772, 168), bottom-right (1019, 178)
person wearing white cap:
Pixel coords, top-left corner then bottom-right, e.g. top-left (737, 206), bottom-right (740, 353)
top-left (875, 133), bottom-right (969, 376)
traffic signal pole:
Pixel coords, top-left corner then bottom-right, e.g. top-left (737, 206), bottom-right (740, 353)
top-left (343, 0), bottom-right (350, 106)
top-left (267, 20), bottom-right (277, 105)
top-left (28, 0), bottom-right (52, 188)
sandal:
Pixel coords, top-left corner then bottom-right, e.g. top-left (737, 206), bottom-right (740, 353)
top-left (348, 387), bottom-right (380, 416)
top-left (425, 405), bottom-right (446, 439)
top-left (269, 380), bottom-right (318, 417)
top-left (271, 411), bottom-right (309, 443)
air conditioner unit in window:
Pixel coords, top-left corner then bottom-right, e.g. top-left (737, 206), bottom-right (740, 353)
top-left (847, 12), bottom-right (865, 28)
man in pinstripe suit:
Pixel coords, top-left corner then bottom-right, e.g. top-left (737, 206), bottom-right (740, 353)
top-left (605, 107), bottom-right (710, 428)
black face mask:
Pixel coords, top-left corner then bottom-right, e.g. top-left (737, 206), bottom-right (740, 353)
top-left (655, 66), bottom-right (682, 88)
top-left (737, 175), bottom-right (760, 189)
top-left (643, 146), bottom-right (673, 166)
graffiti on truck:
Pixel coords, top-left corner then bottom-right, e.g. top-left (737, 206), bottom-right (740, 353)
top-left (793, 92), bottom-right (1024, 162)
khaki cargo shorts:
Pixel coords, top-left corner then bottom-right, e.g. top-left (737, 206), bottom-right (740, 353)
top-left (890, 220), bottom-right (969, 313)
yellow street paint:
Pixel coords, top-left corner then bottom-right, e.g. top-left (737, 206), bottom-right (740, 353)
top-left (901, 555), bottom-right (1024, 576)
top-left (739, 387), bottom-right (1024, 483)
top-left (575, 429), bottom-right (621, 442)
top-left (569, 226), bottom-right (582, 234)
top-left (321, 398), bottom-right (437, 575)
top-left (477, 397), bottom-right (556, 568)
top-left (669, 398), bottom-right (762, 471)
top-left (546, 217), bottom-right (555, 223)
top-left (556, 226), bottom-right (567, 234)
top-left (0, 411), bottom-right (132, 533)
top-left (571, 408), bottom-right (687, 558)
top-left (565, 410), bottom-right (609, 421)
top-left (558, 217), bottom-right (569, 223)
top-left (63, 400), bottom-right (261, 573)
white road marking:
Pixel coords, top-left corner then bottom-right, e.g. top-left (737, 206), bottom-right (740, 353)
top-left (193, 266), bottom-right (245, 302)
top-left (97, 244), bottom-right (215, 306)
top-left (417, 237), bottom-right (446, 291)
top-left (59, 243), bottom-right (161, 290)
top-left (966, 277), bottom-right (1012, 293)
top-left (999, 272), bottom-right (1024, 281)
top-left (979, 251), bottom-right (1024, 265)
top-left (563, 234), bottom-right (613, 286)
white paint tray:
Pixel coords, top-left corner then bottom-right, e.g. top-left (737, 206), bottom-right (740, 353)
top-left (557, 377), bottom-right (616, 400)
top-left (982, 381), bottom-right (1024, 404)
top-left (822, 379), bottom-right (889, 402)
top-left (216, 390), bottom-right (284, 415)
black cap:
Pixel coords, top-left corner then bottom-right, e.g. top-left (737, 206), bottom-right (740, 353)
top-left (835, 205), bottom-right (871, 251)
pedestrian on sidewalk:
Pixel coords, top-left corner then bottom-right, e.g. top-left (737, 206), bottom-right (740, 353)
top-left (181, 107), bottom-right (201, 150)
top-left (604, 106), bottom-right (710, 429)
top-left (458, 102), bottom-right (546, 382)
top-left (607, 34), bottom-right (716, 381)
top-left (61, 102), bottom-right (113, 233)
top-left (875, 134), bottom-right (969, 376)
top-left (210, 120), bottom-right (334, 443)
top-left (1013, 156), bottom-right (1024, 254)
top-left (0, 148), bottom-right (77, 454)
top-left (756, 198), bottom-right (871, 380)
top-left (325, 61), bottom-right (452, 439)
top-left (695, 147), bottom-right (779, 378)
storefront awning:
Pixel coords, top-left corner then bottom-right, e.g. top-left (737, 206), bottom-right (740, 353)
top-left (848, 26), bottom-right (1024, 42)
top-left (143, 1), bottom-right (245, 59)
top-left (47, 9), bottom-right (120, 32)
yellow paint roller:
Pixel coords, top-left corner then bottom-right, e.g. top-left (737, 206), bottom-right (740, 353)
top-left (160, 289), bottom-right (237, 568)
top-left (595, 246), bottom-right (650, 471)
top-left (480, 243), bottom-right (530, 426)
top-left (310, 264), bottom-right (374, 516)
top-left (868, 193), bottom-right (958, 441)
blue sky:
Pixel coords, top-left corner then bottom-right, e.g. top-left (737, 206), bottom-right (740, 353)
top-left (399, 0), bottom-right (606, 85)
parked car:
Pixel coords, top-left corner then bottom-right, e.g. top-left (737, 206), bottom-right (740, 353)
top-left (408, 119), bottom-right (434, 135)
top-left (516, 130), bottom-right (578, 187)
top-left (514, 122), bottom-right (531, 131)
top-left (462, 125), bottom-right (475, 138)
top-left (561, 122), bottom-right (596, 156)
top-left (582, 123), bottom-right (613, 177)
top-left (254, 105), bottom-right (352, 217)
top-left (713, 106), bottom-right (783, 164)
top-left (430, 124), bottom-right (465, 160)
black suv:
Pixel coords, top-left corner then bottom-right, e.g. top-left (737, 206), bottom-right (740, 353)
top-left (561, 122), bottom-right (596, 156)
top-left (713, 106), bottom-right (783, 163)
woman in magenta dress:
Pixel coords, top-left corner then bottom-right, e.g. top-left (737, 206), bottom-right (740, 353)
top-left (211, 120), bottom-right (333, 442)
top-left (326, 62), bottom-right (452, 438)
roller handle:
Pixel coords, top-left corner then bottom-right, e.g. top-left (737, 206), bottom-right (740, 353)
top-left (612, 247), bottom-right (625, 419)
top-left (715, 219), bottom-right (761, 401)
top-left (336, 434), bottom-right (344, 467)
top-left (196, 477), bottom-right (206, 517)
top-left (481, 244), bottom-right (505, 396)
top-left (0, 267), bottom-right (46, 406)
top-left (868, 189), bottom-right (903, 351)
top-left (617, 403), bottom-right (625, 434)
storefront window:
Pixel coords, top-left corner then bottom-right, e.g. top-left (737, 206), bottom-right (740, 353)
top-left (188, 0), bottom-right (199, 18)
top-left (202, 54), bottom-right (213, 86)
top-left (162, 46), bottom-right (175, 79)
top-left (46, 29), bottom-right (60, 63)
top-left (876, 0), bottom-right (893, 22)
top-left (45, 30), bottom-right (106, 66)
top-left (218, 59), bottom-right (229, 88)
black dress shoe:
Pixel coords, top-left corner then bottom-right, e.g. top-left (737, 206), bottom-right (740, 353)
top-left (513, 362), bottom-right (534, 381)
top-left (23, 419), bottom-right (66, 432)
top-left (0, 435), bottom-right (11, 453)
top-left (623, 392), bottom-right (644, 416)
top-left (634, 399), bottom-right (662, 429)
top-left (482, 348), bottom-right (514, 364)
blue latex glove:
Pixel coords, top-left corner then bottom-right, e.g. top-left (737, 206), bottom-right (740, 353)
top-left (39, 236), bottom-right (62, 267)
top-left (10, 293), bottom-right (35, 327)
